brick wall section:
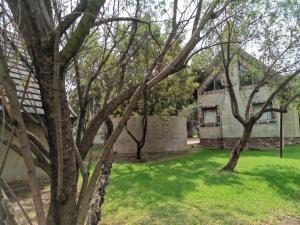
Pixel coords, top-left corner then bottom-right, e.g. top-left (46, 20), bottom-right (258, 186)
top-left (200, 137), bottom-right (281, 149)
top-left (199, 138), bottom-right (224, 149)
top-left (285, 137), bottom-right (300, 145)
top-left (247, 137), bottom-right (280, 149)
top-left (112, 116), bottom-right (187, 155)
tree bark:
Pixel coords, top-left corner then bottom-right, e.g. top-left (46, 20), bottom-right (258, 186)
top-left (87, 117), bottom-right (113, 225)
top-left (88, 160), bottom-right (112, 225)
top-left (136, 113), bottom-right (147, 160)
top-left (221, 125), bottom-right (253, 172)
top-left (137, 94), bottom-right (148, 160)
top-left (34, 54), bottom-right (77, 225)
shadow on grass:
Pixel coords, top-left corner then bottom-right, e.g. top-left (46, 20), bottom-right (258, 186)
top-left (241, 164), bottom-right (300, 203)
top-left (103, 147), bottom-right (300, 224)
top-left (107, 150), bottom-right (243, 208)
top-left (107, 147), bottom-right (300, 201)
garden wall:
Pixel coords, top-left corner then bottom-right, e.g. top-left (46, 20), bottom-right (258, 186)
top-left (112, 116), bottom-right (187, 154)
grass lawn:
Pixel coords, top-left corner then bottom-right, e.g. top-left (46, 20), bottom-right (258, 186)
top-left (101, 145), bottom-right (300, 225)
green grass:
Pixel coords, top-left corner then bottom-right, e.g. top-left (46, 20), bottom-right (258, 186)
top-left (101, 145), bottom-right (300, 225)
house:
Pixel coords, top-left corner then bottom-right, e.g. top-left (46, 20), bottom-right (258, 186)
top-left (197, 50), bottom-right (300, 149)
top-left (0, 41), bottom-right (76, 183)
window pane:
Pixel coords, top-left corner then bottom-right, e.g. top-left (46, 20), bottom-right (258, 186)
top-left (203, 108), bottom-right (217, 123)
top-left (240, 63), bottom-right (252, 86)
top-left (239, 63), bottom-right (258, 86)
top-left (204, 76), bottom-right (223, 92)
top-left (252, 102), bottom-right (273, 122)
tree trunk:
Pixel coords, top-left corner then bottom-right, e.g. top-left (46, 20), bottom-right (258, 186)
top-left (35, 55), bottom-right (77, 225)
top-left (87, 117), bottom-right (113, 225)
top-left (221, 125), bottom-right (253, 172)
top-left (76, 107), bottom-right (87, 146)
top-left (125, 91), bottom-right (148, 160)
top-left (136, 145), bottom-right (142, 160)
top-left (136, 114), bottom-right (147, 160)
top-left (88, 160), bottom-right (112, 225)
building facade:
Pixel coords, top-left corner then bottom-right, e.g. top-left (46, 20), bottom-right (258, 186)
top-left (197, 51), bottom-right (300, 149)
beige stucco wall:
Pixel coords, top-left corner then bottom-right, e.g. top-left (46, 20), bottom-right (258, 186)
top-left (220, 92), bottom-right (244, 137)
top-left (0, 118), bottom-right (48, 183)
top-left (283, 108), bottom-right (300, 138)
top-left (112, 116), bottom-right (187, 154)
top-left (73, 124), bottom-right (106, 147)
top-left (94, 124), bottom-right (106, 146)
top-left (199, 127), bottom-right (222, 139)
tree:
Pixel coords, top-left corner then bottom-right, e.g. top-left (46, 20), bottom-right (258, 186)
top-left (146, 68), bottom-right (198, 116)
top-left (0, 0), bottom-right (241, 224)
top-left (125, 90), bottom-right (148, 160)
top-left (123, 67), bottom-right (197, 160)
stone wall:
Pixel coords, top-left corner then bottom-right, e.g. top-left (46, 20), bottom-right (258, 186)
top-left (112, 116), bottom-right (187, 155)
top-left (200, 137), bottom-right (281, 149)
top-left (93, 124), bottom-right (106, 147)
top-left (285, 137), bottom-right (300, 145)
top-left (246, 137), bottom-right (280, 149)
top-left (199, 138), bottom-right (224, 149)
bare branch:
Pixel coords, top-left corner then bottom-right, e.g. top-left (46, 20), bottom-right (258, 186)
top-left (218, 21), bottom-right (246, 125)
top-left (192, 0), bottom-right (203, 34)
top-left (59, 0), bottom-right (106, 70)
top-left (59, 0), bottom-right (88, 34)
top-left (0, 126), bottom-right (15, 176)
top-left (0, 182), bottom-right (19, 225)
top-left (252, 69), bottom-right (300, 121)
top-left (0, 178), bottom-right (34, 225)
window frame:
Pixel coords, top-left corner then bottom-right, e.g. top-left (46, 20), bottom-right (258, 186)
top-left (239, 62), bottom-right (257, 86)
top-left (203, 76), bottom-right (224, 93)
top-left (199, 106), bottom-right (220, 127)
top-left (252, 102), bottom-right (277, 124)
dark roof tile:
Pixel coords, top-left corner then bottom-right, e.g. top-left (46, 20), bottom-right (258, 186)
top-left (1, 39), bottom-right (77, 118)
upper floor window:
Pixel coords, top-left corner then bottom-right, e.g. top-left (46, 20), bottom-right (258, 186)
top-left (252, 102), bottom-right (276, 123)
top-left (204, 76), bottom-right (223, 92)
top-left (239, 63), bottom-right (257, 86)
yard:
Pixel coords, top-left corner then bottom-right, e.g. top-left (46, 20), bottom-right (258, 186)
top-left (100, 146), bottom-right (300, 225)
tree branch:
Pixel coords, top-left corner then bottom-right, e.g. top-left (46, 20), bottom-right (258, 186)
top-left (59, 0), bottom-right (88, 34)
top-left (252, 69), bottom-right (300, 121)
top-left (59, 0), bottom-right (106, 70)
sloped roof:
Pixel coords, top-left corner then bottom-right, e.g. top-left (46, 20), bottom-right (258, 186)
top-left (6, 48), bottom-right (44, 114)
top-left (1, 38), bottom-right (77, 118)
